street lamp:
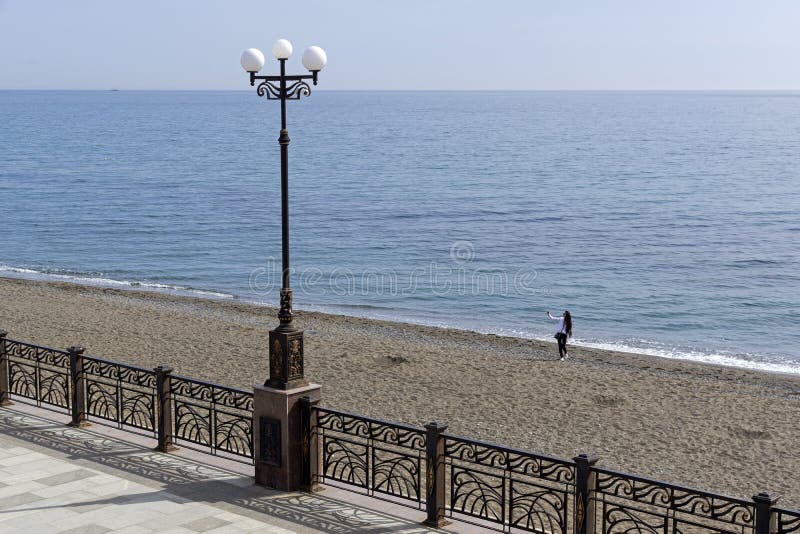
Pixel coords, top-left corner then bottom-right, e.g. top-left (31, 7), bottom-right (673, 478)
top-left (240, 39), bottom-right (327, 390)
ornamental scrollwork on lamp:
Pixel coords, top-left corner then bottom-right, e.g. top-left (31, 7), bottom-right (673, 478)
top-left (256, 80), bottom-right (281, 99)
top-left (288, 338), bottom-right (303, 378)
top-left (270, 339), bottom-right (284, 380)
top-left (279, 289), bottom-right (294, 324)
top-left (256, 80), bottom-right (312, 101)
top-left (285, 80), bottom-right (312, 99)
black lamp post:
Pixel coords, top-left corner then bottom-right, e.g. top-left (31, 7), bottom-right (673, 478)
top-left (240, 40), bottom-right (327, 390)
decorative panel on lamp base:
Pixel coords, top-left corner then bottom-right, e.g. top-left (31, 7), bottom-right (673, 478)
top-left (267, 328), bottom-right (308, 390)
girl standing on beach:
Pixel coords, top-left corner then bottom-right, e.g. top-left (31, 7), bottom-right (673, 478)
top-left (547, 310), bottom-right (572, 360)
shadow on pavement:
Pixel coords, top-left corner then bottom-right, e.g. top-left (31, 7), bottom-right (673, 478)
top-left (0, 407), bottom-right (440, 534)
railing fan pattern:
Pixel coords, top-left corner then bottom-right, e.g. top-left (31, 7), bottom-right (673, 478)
top-left (83, 356), bottom-right (157, 433)
top-left (776, 508), bottom-right (800, 534)
top-left (593, 469), bottom-right (755, 534)
top-left (170, 375), bottom-right (253, 461)
top-left (444, 436), bottom-right (576, 533)
top-left (316, 407), bottom-right (427, 507)
top-left (6, 340), bottom-right (71, 411)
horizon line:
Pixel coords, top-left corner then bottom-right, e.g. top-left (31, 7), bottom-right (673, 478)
top-left (2, 88), bottom-right (800, 93)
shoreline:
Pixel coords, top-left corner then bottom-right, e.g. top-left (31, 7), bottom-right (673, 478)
top-left (1, 267), bottom-right (795, 376)
top-left (1, 276), bottom-right (799, 506)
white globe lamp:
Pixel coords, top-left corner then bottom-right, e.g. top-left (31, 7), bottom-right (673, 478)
top-left (240, 48), bottom-right (265, 73)
top-left (302, 46), bottom-right (327, 72)
top-left (272, 39), bottom-right (293, 60)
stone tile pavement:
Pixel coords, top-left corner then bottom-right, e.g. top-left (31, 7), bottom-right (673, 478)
top-left (0, 406), bottom-right (445, 533)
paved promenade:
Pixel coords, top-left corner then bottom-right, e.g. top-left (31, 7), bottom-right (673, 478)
top-left (0, 405), bottom-right (441, 533)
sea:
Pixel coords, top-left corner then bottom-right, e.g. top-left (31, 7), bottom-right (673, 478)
top-left (1, 90), bottom-right (798, 374)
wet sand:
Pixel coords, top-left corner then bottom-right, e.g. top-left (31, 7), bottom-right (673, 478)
top-left (1, 276), bottom-right (798, 507)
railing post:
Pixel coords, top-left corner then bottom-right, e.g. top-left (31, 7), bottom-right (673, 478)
top-left (299, 395), bottom-right (321, 491)
top-left (67, 346), bottom-right (90, 427)
top-left (752, 492), bottom-right (779, 534)
top-left (0, 331), bottom-right (12, 407)
top-left (574, 453), bottom-right (600, 534)
top-left (423, 421), bottom-right (449, 528)
top-left (155, 365), bottom-right (177, 452)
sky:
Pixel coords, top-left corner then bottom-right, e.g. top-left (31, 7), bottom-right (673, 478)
top-left (1, 0), bottom-right (799, 91)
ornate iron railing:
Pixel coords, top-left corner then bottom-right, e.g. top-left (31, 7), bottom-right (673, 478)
top-left (593, 468), bottom-right (756, 534)
top-left (1, 333), bottom-right (799, 533)
top-left (315, 407), bottom-right (427, 508)
top-left (443, 435), bottom-right (576, 533)
top-left (776, 508), bottom-right (800, 534)
top-left (83, 355), bottom-right (157, 434)
top-left (5, 339), bottom-right (71, 411)
top-left (170, 375), bottom-right (253, 461)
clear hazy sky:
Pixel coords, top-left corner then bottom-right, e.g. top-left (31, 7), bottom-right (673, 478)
top-left (1, 0), bottom-right (798, 91)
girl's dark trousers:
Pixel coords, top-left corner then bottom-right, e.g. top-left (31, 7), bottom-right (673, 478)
top-left (556, 333), bottom-right (568, 357)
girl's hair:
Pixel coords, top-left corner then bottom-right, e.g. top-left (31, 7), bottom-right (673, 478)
top-left (564, 311), bottom-right (573, 337)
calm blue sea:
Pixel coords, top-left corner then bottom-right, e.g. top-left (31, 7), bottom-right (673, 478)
top-left (1, 90), bottom-right (798, 373)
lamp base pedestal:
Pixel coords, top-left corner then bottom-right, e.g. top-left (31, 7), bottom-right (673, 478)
top-left (253, 382), bottom-right (321, 491)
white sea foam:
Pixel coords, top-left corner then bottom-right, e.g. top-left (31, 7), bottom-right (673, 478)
top-left (0, 264), bottom-right (234, 300)
top-left (2, 264), bottom-right (797, 375)
top-left (569, 339), bottom-right (799, 375)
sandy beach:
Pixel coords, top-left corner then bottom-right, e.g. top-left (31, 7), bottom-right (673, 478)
top-left (1, 276), bottom-right (798, 507)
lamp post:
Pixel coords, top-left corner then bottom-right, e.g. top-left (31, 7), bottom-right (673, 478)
top-left (240, 39), bottom-right (327, 390)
